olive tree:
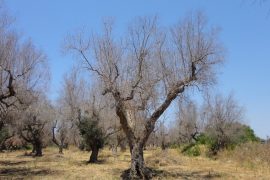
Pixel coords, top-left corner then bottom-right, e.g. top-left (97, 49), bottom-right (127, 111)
top-left (0, 3), bottom-right (49, 149)
top-left (19, 97), bottom-right (53, 156)
top-left (77, 111), bottom-right (105, 163)
top-left (52, 119), bottom-right (68, 154)
top-left (65, 12), bottom-right (224, 179)
top-left (177, 100), bottom-right (201, 144)
top-left (202, 94), bottom-right (244, 155)
top-left (57, 67), bottom-right (87, 147)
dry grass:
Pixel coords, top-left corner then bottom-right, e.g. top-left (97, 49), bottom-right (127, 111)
top-left (0, 146), bottom-right (270, 179)
top-left (219, 142), bottom-right (270, 171)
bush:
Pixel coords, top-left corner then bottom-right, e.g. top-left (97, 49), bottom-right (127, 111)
top-left (238, 125), bottom-right (260, 143)
top-left (196, 133), bottom-right (212, 145)
top-left (77, 115), bottom-right (105, 163)
top-left (0, 127), bottom-right (9, 143)
top-left (182, 143), bottom-right (201, 157)
top-left (77, 116), bottom-right (104, 151)
top-left (203, 124), bottom-right (260, 156)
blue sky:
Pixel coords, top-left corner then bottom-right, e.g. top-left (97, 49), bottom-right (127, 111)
top-left (5, 0), bottom-right (270, 138)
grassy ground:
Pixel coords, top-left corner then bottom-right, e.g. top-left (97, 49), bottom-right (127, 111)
top-left (0, 146), bottom-right (270, 179)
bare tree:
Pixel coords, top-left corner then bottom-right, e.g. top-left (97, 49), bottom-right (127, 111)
top-left (158, 120), bottom-right (168, 150)
top-left (57, 67), bottom-right (87, 147)
top-left (202, 94), bottom-right (244, 155)
top-left (19, 96), bottom-right (53, 156)
top-left (0, 2), bottom-right (49, 150)
top-left (65, 12), bottom-right (224, 179)
top-left (0, 20), bottom-right (49, 114)
top-left (177, 100), bottom-right (201, 144)
top-left (52, 119), bottom-right (68, 154)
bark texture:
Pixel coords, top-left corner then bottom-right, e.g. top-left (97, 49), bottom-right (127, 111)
top-left (34, 141), bottom-right (42, 156)
top-left (88, 146), bottom-right (99, 163)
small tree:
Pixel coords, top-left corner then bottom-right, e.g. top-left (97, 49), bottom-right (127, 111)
top-left (52, 120), bottom-right (68, 154)
top-left (203, 94), bottom-right (244, 155)
top-left (19, 97), bottom-right (53, 156)
top-left (57, 67), bottom-right (87, 148)
top-left (77, 114), bottom-right (104, 163)
top-left (20, 115), bottom-right (45, 156)
top-left (177, 101), bottom-right (200, 144)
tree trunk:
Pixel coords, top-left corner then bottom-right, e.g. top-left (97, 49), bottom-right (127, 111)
top-left (88, 145), bottom-right (99, 163)
top-left (32, 144), bottom-right (36, 154)
top-left (124, 143), bottom-right (151, 180)
top-left (34, 142), bottom-right (42, 156)
top-left (120, 143), bottom-right (126, 152)
top-left (59, 145), bottom-right (63, 154)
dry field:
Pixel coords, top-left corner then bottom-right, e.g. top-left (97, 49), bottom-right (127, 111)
top-left (0, 147), bottom-right (270, 180)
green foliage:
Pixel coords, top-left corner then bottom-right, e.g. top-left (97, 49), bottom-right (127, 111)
top-left (196, 133), bottom-right (212, 145)
top-left (24, 144), bottom-right (32, 150)
top-left (204, 124), bottom-right (259, 156)
top-left (179, 125), bottom-right (259, 157)
top-left (239, 125), bottom-right (260, 143)
top-left (77, 116), bottom-right (104, 151)
top-left (0, 127), bottom-right (9, 146)
top-left (0, 127), bottom-right (9, 150)
top-left (169, 143), bottom-right (181, 149)
top-left (182, 143), bottom-right (201, 157)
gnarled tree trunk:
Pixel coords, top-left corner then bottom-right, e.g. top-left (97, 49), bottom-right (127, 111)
top-left (88, 145), bottom-right (99, 163)
top-left (34, 141), bottom-right (42, 156)
top-left (130, 143), bottom-right (150, 179)
top-left (121, 142), bottom-right (152, 180)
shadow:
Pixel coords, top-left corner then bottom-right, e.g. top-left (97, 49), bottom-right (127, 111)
top-left (16, 153), bottom-right (39, 158)
top-left (74, 159), bottom-right (108, 167)
top-left (152, 169), bottom-right (222, 179)
top-left (0, 160), bottom-right (28, 166)
top-left (0, 167), bottom-right (55, 177)
top-left (120, 167), bottom-right (223, 180)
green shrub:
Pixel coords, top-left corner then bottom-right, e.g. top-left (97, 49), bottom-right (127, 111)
top-left (184, 144), bottom-right (201, 156)
top-left (0, 127), bottom-right (9, 149)
top-left (239, 125), bottom-right (260, 143)
top-left (181, 143), bottom-right (201, 157)
top-left (196, 133), bottom-right (212, 145)
top-left (0, 127), bottom-right (8, 143)
top-left (77, 116), bottom-right (104, 151)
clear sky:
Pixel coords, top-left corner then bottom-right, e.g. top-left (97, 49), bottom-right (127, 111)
top-left (5, 0), bottom-right (270, 138)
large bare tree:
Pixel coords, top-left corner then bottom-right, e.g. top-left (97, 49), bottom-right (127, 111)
top-left (0, 2), bottom-right (49, 149)
top-left (65, 12), bottom-right (224, 179)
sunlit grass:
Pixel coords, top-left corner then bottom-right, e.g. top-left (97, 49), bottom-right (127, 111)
top-left (0, 146), bottom-right (269, 179)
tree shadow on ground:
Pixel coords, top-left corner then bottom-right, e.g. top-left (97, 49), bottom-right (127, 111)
top-left (152, 169), bottom-right (222, 179)
top-left (0, 167), bottom-right (55, 178)
top-left (0, 160), bottom-right (28, 166)
top-left (119, 167), bottom-right (223, 180)
top-left (75, 159), bottom-right (108, 166)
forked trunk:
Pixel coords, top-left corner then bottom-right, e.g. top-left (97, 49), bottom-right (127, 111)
top-left (122, 143), bottom-right (151, 180)
top-left (88, 145), bottom-right (99, 163)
